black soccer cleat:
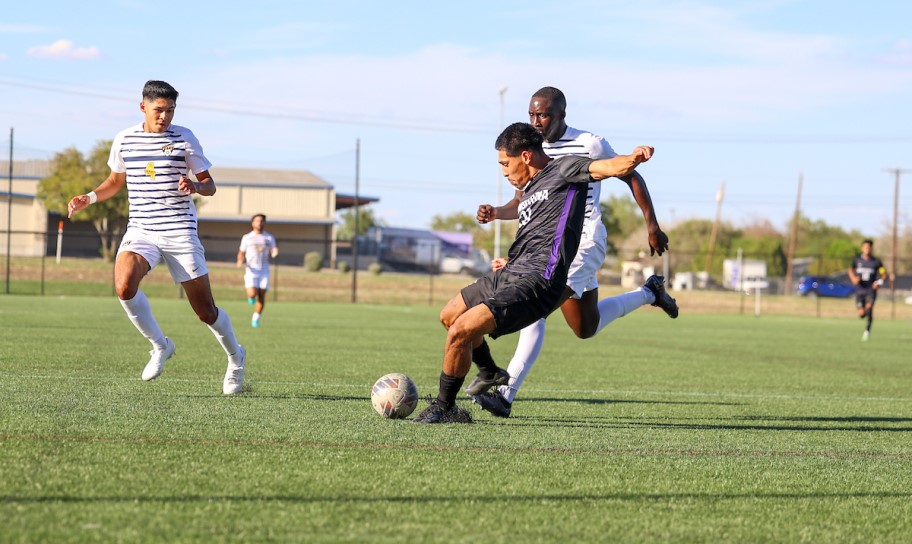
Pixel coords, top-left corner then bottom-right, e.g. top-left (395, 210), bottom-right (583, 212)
top-left (464, 368), bottom-right (511, 396)
top-left (412, 399), bottom-right (473, 424)
top-left (472, 390), bottom-right (512, 418)
top-left (644, 275), bottom-right (679, 319)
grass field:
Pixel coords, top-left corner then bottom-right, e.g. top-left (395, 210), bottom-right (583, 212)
top-left (1, 294), bottom-right (911, 543)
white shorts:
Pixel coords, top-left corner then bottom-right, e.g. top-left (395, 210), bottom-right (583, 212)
top-left (565, 235), bottom-right (608, 299)
top-left (244, 271), bottom-right (270, 290)
top-left (117, 228), bottom-right (209, 284)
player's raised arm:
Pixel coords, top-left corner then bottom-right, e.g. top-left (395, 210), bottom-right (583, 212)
top-left (588, 145), bottom-right (653, 181)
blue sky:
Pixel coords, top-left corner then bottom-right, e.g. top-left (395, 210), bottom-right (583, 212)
top-left (1, 0), bottom-right (910, 239)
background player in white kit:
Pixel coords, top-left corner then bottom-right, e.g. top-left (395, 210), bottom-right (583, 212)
top-left (67, 80), bottom-right (247, 395)
top-left (468, 87), bottom-right (677, 417)
top-left (237, 213), bottom-right (279, 327)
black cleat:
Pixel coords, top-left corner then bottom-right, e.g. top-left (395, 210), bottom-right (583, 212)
top-left (472, 390), bottom-right (512, 418)
top-left (644, 275), bottom-right (679, 319)
top-left (464, 368), bottom-right (511, 396)
top-left (412, 399), bottom-right (473, 424)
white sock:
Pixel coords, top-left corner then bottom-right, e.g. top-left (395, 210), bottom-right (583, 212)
top-left (119, 290), bottom-right (166, 351)
top-left (594, 287), bottom-right (654, 335)
top-left (207, 307), bottom-right (241, 356)
top-left (498, 318), bottom-right (546, 403)
top-left (252, 312), bottom-right (261, 320)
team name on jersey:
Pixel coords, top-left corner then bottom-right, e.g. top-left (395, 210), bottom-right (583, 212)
top-left (518, 189), bottom-right (549, 228)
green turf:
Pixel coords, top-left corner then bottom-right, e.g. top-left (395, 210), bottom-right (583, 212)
top-left (1, 295), bottom-right (910, 542)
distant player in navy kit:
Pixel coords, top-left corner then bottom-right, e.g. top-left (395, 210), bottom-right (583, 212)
top-left (67, 80), bottom-right (247, 394)
top-left (412, 122), bottom-right (654, 423)
top-left (237, 213), bottom-right (279, 327)
top-left (468, 87), bottom-right (677, 418)
top-left (848, 239), bottom-right (888, 341)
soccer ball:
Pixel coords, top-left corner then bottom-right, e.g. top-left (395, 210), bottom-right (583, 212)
top-left (371, 373), bottom-right (419, 419)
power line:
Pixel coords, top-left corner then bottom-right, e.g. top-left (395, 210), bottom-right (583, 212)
top-left (3, 76), bottom-right (912, 144)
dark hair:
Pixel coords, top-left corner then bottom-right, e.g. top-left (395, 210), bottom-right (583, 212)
top-left (252, 213), bottom-right (266, 222)
top-left (532, 86), bottom-right (566, 113)
top-left (495, 122), bottom-right (544, 156)
top-left (142, 80), bottom-right (179, 102)
top-left (862, 239), bottom-right (874, 246)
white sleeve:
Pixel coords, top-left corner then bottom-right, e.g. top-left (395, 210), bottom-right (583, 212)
top-left (588, 134), bottom-right (617, 160)
top-left (107, 131), bottom-right (127, 173)
top-left (239, 234), bottom-right (248, 252)
top-left (182, 128), bottom-right (213, 174)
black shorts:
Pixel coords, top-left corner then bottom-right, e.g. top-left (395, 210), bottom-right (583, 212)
top-left (460, 268), bottom-right (565, 339)
top-left (855, 288), bottom-right (877, 308)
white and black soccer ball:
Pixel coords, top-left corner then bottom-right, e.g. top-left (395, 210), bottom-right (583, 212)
top-left (371, 373), bottom-right (419, 419)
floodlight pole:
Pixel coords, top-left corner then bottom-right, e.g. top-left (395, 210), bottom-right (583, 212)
top-left (784, 173), bottom-right (802, 295)
top-left (494, 86), bottom-right (507, 259)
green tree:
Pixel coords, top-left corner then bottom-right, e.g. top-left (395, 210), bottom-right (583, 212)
top-left (430, 211), bottom-right (479, 233)
top-left (336, 206), bottom-right (384, 240)
top-left (36, 141), bottom-right (127, 261)
top-left (601, 194), bottom-right (642, 255)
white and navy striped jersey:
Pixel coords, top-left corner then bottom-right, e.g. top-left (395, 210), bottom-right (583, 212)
top-left (108, 123), bottom-right (212, 235)
top-left (505, 156), bottom-right (594, 282)
top-left (542, 126), bottom-right (616, 243)
top-left (239, 231), bottom-right (277, 274)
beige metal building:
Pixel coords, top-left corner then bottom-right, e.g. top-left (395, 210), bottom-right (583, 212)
top-left (0, 160), bottom-right (376, 265)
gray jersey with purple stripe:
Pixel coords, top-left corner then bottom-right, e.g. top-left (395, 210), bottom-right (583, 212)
top-left (505, 155), bottom-right (594, 282)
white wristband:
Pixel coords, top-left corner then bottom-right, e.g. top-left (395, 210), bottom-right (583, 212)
top-left (87, 191), bottom-right (98, 204)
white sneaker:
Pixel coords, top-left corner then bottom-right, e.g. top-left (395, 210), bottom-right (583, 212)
top-left (862, 330), bottom-right (870, 342)
top-left (223, 345), bottom-right (246, 395)
top-left (142, 337), bottom-right (175, 381)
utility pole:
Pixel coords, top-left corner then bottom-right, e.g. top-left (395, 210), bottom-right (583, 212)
top-left (494, 86), bottom-right (507, 258)
top-left (5, 127), bottom-right (13, 295)
top-left (884, 168), bottom-right (910, 319)
top-left (351, 138), bottom-right (360, 304)
top-left (704, 182), bottom-right (725, 279)
top-left (784, 173), bottom-right (803, 295)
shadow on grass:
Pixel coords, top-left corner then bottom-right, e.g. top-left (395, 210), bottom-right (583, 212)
top-left (4, 491), bottom-right (912, 504)
top-left (503, 416), bottom-right (912, 433)
top-left (525, 397), bottom-right (743, 407)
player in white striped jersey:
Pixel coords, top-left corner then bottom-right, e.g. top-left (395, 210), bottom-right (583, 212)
top-left (468, 87), bottom-right (678, 417)
top-left (67, 80), bottom-right (246, 395)
top-left (237, 213), bottom-right (279, 327)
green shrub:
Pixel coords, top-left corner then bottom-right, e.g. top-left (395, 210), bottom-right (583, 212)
top-left (368, 262), bottom-right (383, 276)
top-left (304, 252), bottom-right (323, 272)
top-left (337, 261), bottom-right (351, 273)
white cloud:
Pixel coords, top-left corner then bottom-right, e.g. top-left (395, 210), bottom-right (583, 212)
top-left (881, 39), bottom-right (912, 65)
top-left (26, 39), bottom-right (100, 60)
top-left (0, 53), bottom-right (8, 62)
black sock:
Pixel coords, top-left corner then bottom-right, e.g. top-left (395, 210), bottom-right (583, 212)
top-left (436, 372), bottom-right (465, 409)
top-left (866, 312), bottom-right (873, 332)
top-left (472, 340), bottom-right (499, 375)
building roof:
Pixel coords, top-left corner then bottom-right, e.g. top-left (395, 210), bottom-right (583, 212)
top-left (208, 166), bottom-right (331, 188)
top-left (0, 160), bottom-right (52, 179)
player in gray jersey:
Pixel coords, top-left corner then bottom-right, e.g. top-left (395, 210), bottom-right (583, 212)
top-left (468, 87), bottom-right (677, 418)
top-left (68, 80), bottom-right (246, 395)
top-left (413, 122), bottom-right (653, 423)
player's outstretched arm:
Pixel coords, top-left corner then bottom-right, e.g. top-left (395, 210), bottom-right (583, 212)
top-left (67, 171), bottom-right (126, 218)
top-left (620, 171), bottom-right (669, 256)
top-left (588, 146), bottom-right (653, 181)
